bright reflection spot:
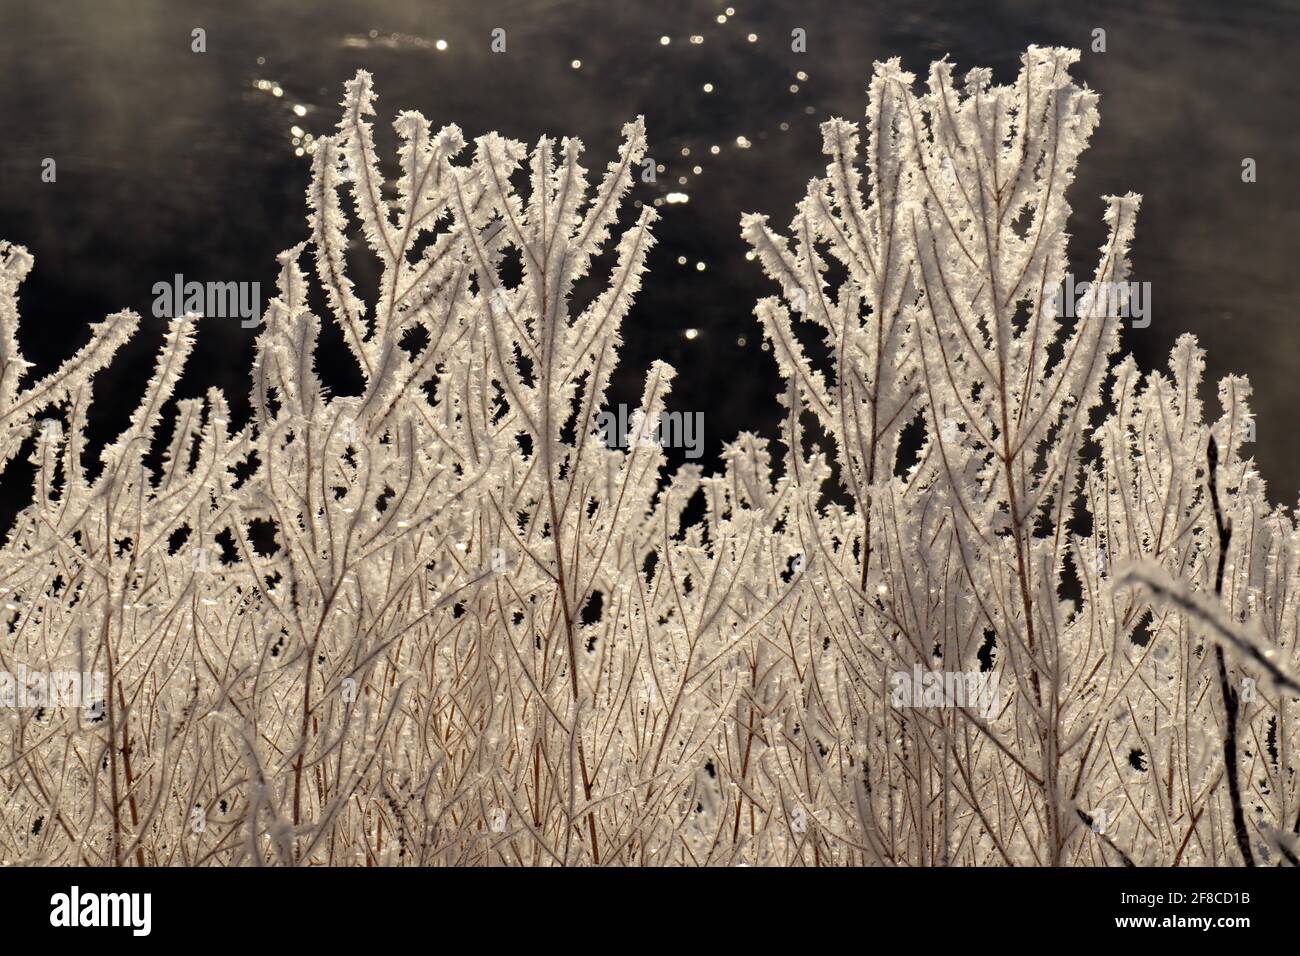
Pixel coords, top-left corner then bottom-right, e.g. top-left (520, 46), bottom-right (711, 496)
top-left (571, 59), bottom-right (582, 69)
top-left (660, 35), bottom-right (671, 45)
top-left (665, 192), bottom-right (689, 203)
top-left (685, 328), bottom-right (699, 339)
top-left (436, 39), bottom-right (448, 50)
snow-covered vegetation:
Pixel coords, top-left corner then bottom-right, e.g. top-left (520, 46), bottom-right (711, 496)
top-left (0, 47), bottom-right (1293, 866)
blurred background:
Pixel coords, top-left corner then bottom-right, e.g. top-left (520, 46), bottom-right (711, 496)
top-left (0, 0), bottom-right (1297, 524)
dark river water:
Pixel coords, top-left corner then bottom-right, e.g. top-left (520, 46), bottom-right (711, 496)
top-left (0, 0), bottom-right (1297, 515)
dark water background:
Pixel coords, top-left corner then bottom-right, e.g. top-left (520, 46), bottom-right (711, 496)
top-left (0, 0), bottom-right (1297, 518)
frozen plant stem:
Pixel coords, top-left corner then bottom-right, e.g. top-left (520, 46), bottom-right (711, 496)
top-left (1208, 437), bottom-right (1253, 867)
top-left (0, 50), bottom-right (1293, 867)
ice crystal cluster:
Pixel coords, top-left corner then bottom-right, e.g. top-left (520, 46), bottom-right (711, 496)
top-left (0, 48), bottom-right (1295, 866)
